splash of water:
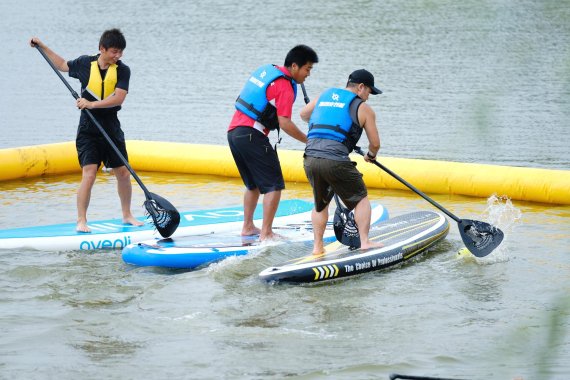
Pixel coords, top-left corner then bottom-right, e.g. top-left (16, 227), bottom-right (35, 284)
top-left (460, 194), bottom-right (522, 264)
top-left (484, 194), bottom-right (523, 233)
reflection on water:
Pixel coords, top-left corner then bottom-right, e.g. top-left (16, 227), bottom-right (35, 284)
top-left (1, 170), bottom-right (569, 378)
top-left (73, 336), bottom-right (144, 362)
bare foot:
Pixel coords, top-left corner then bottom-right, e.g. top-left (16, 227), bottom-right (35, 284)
top-left (242, 226), bottom-right (261, 236)
top-left (76, 221), bottom-right (91, 233)
top-left (260, 232), bottom-right (286, 242)
top-left (124, 216), bottom-right (145, 227)
top-left (312, 247), bottom-right (326, 256)
top-left (360, 240), bottom-right (384, 250)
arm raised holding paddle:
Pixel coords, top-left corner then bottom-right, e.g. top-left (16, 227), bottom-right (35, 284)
top-left (29, 38), bottom-right (69, 71)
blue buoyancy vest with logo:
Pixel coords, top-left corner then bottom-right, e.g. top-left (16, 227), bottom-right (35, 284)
top-left (235, 64), bottom-right (297, 130)
top-left (307, 88), bottom-right (363, 151)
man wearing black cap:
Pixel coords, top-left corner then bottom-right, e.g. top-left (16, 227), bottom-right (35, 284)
top-left (300, 69), bottom-right (383, 254)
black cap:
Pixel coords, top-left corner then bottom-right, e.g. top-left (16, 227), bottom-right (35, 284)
top-left (348, 69), bottom-right (382, 95)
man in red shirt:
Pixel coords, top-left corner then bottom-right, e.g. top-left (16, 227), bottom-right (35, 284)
top-left (228, 45), bottom-right (318, 241)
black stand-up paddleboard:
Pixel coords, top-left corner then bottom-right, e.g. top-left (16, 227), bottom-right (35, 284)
top-left (259, 211), bottom-right (449, 284)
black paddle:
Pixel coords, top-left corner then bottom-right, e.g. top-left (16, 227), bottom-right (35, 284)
top-left (34, 44), bottom-right (180, 238)
top-left (390, 373), bottom-right (469, 380)
top-left (353, 147), bottom-right (504, 257)
top-left (300, 83), bottom-right (361, 248)
top-left (332, 193), bottom-right (361, 249)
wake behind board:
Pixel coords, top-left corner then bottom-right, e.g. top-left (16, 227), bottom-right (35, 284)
top-left (121, 204), bottom-right (389, 269)
top-left (259, 211), bottom-right (449, 284)
top-left (0, 199), bottom-right (313, 251)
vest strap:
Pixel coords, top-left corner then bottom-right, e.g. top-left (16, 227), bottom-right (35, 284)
top-left (309, 124), bottom-right (349, 137)
top-left (236, 96), bottom-right (262, 117)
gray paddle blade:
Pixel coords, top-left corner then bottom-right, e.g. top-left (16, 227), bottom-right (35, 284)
top-left (144, 192), bottom-right (180, 238)
top-left (458, 219), bottom-right (504, 257)
top-left (333, 206), bottom-right (361, 249)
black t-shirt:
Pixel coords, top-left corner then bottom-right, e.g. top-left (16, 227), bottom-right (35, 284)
top-left (67, 54), bottom-right (130, 133)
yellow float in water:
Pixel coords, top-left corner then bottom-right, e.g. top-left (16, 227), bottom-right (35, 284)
top-left (456, 247), bottom-right (475, 260)
top-left (1, 140), bottom-right (569, 205)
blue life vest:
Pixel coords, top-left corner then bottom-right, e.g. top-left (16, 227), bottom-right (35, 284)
top-left (235, 64), bottom-right (297, 130)
top-left (307, 88), bottom-right (363, 151)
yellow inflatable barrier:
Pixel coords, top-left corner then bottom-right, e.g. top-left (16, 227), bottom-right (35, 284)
top-left (1, 140), bottom-right (569, 205)
top-left (0, 141), bottom-right (80, 180)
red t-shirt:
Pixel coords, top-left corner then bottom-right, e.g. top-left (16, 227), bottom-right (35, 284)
top-left (228, 66), bottom-right (295, 136)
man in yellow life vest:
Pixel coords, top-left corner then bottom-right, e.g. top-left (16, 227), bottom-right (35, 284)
top-left (30, 29), bottom-right (144, 233)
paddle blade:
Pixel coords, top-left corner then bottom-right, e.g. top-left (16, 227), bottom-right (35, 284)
top-left (333, 206), bottom-right (361, 249)
top-left (458, 219), bottom-right (504, 257)
top-left (144, 192), bottom-right (180, 238)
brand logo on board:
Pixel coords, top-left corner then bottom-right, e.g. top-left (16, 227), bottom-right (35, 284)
top-left (79, 235), bottom-right (132, 250)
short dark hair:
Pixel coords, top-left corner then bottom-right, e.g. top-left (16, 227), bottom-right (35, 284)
top-left (346, 82), bottom-right (359, 90)
top-left (284, 45), bottom-right (318, 68)
top-left (99, 28), bottom-right (126, 50)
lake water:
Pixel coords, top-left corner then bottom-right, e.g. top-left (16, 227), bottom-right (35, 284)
top-left (1, 0), bottom-right (569, 379)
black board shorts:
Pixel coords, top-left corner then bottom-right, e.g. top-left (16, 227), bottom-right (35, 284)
top-left (227, 127), bottom-right (285, 194)
top-left (303, 155), bottom-right (367, 212)
top-left (76, 125), bottom-right (128, 169)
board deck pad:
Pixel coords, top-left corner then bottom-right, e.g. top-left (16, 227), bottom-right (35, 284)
top-left (121, 204), bottom-right (389, 269)
top-left (0, 199), bottom-right (314, 251)
top-left (259, 211), bottom-right (449, 284)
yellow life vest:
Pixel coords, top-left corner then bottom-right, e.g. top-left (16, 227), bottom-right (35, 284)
top-left (85, 60), bottom-right (118, 100)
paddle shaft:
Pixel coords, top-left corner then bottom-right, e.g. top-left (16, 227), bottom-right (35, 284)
top-left (35, 45), bottom-right (152, 199)
top-left (301, 86), bottom-right (460, 224)
top-left (354, 147), bottom-right (461, 222)
top-left (298, 89), bottom-right (502, 256)
top-left (390, 374), bottom-right (468, 380)
top-left (300, 83), bottom-right (310, 105)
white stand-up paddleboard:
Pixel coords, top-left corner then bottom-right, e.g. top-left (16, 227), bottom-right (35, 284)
top-left (121, 204), bottom-right (389, 269)
top-left (0, 199), bottom-right (314, 251)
